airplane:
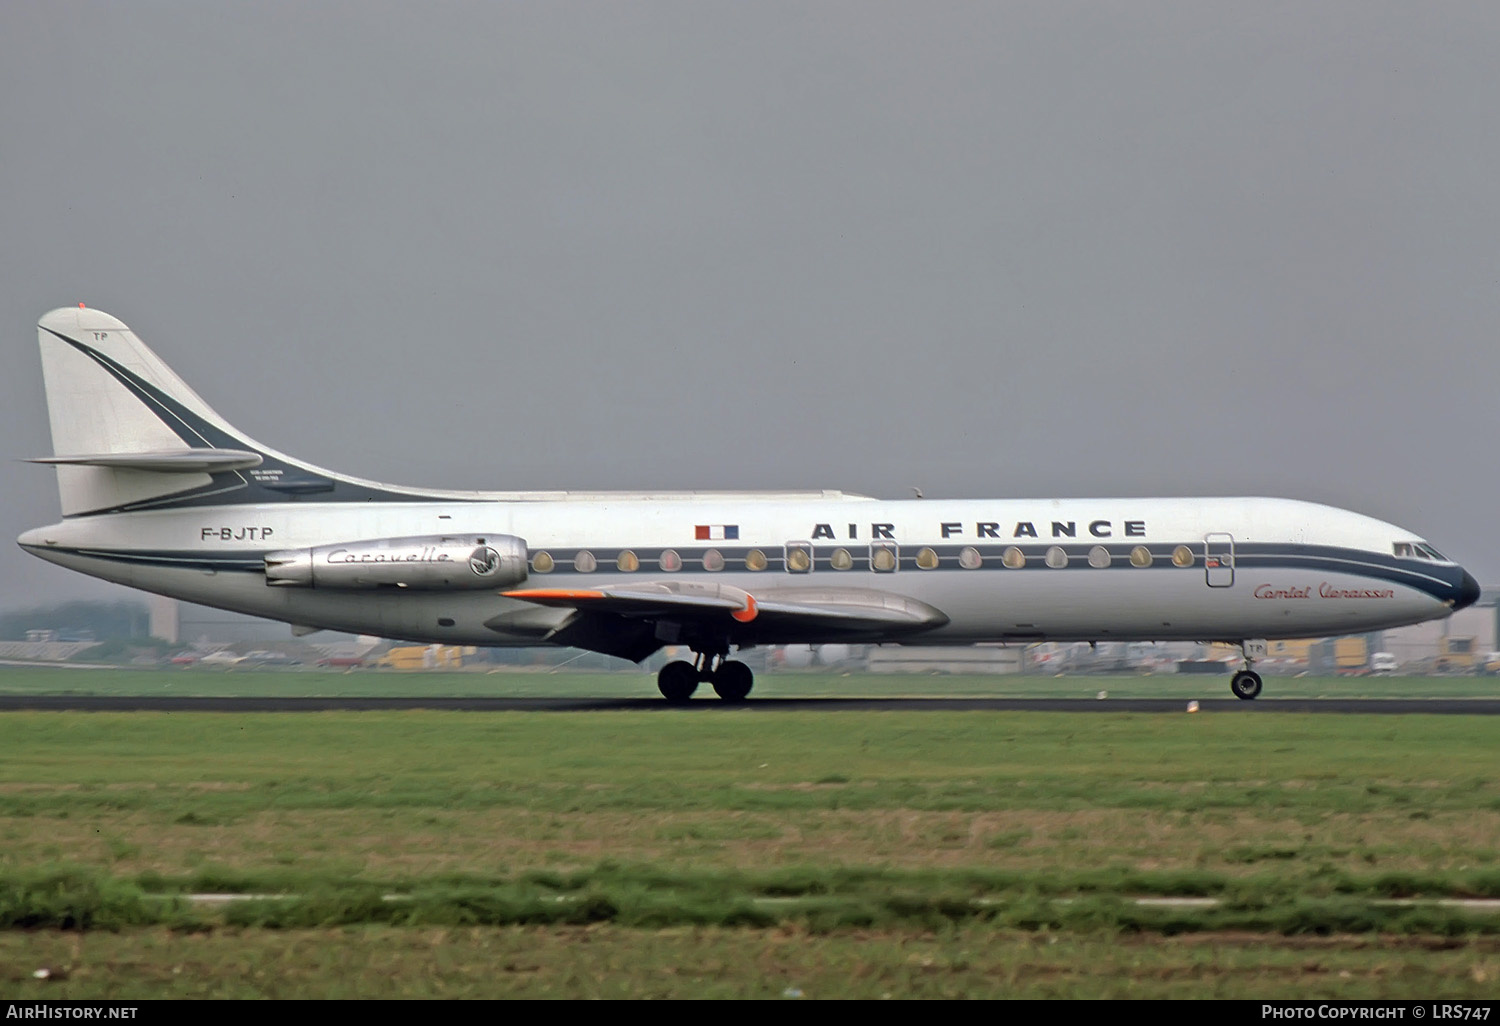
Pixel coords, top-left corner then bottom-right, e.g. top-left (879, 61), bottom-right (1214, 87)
top-left (18, 306), bottom-right (1481, 701)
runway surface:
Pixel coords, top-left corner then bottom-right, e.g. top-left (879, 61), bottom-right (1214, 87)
top-left (2, 695), bottom-right (1499, 714)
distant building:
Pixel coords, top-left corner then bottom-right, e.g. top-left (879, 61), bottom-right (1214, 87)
top-left (866, 645), bottom-right (1024, 674)
top-left (149, 596), bottom-right (180, 644)
top-left (176, 602), bottom-right (360, 645)
top-left (1380, 594), bottom-right (1497, 671)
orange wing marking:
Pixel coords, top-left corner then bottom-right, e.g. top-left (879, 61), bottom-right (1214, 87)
top-left (731, 594), bottom-right (758, 623)
top-left (503, 588), bottom-right (606, 601)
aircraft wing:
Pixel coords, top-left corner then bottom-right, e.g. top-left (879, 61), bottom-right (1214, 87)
top-left (495, 581), bottom-right (949, 662)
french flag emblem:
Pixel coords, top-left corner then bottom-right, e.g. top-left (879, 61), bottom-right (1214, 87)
top-left (695, 524), bottom-right (739, 540)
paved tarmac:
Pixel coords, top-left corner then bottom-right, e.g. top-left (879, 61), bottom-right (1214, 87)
top-left (2, 695), bottom-right (1499, 714)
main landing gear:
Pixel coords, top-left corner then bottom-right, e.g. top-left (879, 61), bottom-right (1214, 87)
top-left (1230, 641), bottom-right (1263, 700)
top-left (657, 649), bottom-right (754, 703)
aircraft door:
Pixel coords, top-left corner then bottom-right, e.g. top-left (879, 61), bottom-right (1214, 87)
top-left (1205, 533), bottom-right (1234, 588)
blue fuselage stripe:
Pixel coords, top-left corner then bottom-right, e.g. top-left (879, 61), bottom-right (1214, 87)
top-left (37, 542), bottom-right (1466, 604)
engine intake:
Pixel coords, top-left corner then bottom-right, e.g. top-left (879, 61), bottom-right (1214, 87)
top-left (265, 534), bottom-right (528, 590)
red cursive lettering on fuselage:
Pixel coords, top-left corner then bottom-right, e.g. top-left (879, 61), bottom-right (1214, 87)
top-left (1254, 583), bottom-right (1394, 599)
top-left (1254, 584), bottom-right (1310, 599)
top-left (1318, 583), bottom-right (1394, 599)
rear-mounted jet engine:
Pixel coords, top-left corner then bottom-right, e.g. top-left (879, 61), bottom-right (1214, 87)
top-left (264, 535), bottom-right (528, 590)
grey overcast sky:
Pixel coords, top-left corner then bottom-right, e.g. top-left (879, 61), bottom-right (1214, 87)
top-left (3, 1), bottom-right (1498, 610)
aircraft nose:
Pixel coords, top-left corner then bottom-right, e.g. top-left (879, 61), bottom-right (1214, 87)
top-left (1453, 569), bottom-right (1481, 611)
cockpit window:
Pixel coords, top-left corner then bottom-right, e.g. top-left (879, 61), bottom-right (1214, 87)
top-left (1393, 542), bottom-right (1415, 558)
top-left (1395, 541), bottom-right (1450, 562)
top-left (1417, 543), bottom-right (1448, 562)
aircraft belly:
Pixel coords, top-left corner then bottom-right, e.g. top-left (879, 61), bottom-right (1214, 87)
top-left (26, 547), bottom-right (142, 589)
top-left (54, 558), bottom-right (524, 645)
top-left (856, 567), bottom-right (1446, 642)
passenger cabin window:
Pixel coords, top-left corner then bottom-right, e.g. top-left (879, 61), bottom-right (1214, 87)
top-left (574, 550), bottom-right (597, 573)
top-left (958, 546), bottom-right (982, 569)
top-left (915, 547), bottom-right (939, 570)
top-left (659, 549), bottom-right (682, 572)
top-left (1002, 546), bottom-right (1025, 569)
top-left (1045, 546), bottom-right (1068, 568)
top-left (702, 549), bottom-right (725, 572)
top-left (1171, 545), bottom-right (1194, 568)
top-left (785, 543), bottom-right (813, 573)
top-left (870, 543), bottom-right (897, 572)
top-left (1129, 546), bottom-right (1153, 568)
top-left (745, 549), bottom-right (768, 571)
top-left (532, 551), bottom-right (555, 574)
top-left (616, 550), bottom-right (639, 572)
top-left (1088, 545), bottom-right (1110, 568)
top-left (830, 548), bottom-right (854, 571)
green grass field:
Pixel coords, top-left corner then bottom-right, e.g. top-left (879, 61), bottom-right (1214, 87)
top-left (2, 667), bottom-right (1497, 997)
top-left (5, 926), bottom-right (1496, 999)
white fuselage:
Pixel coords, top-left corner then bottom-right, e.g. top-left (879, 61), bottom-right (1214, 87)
top-left (19, 494), bottom-right (1467, 648)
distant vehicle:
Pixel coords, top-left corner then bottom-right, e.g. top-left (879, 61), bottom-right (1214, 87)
top-left (243, 650), bottom-right (297, 665)
top-left (1479, 652), bottom-right (1500, 677)
top-left (199, 650), bottom-right (245, 665)
top-left (169, 654), bottom-right (197, 666)
top-left (375, 645), bottom-right (467, 670)
top-left (775, 644), bottom-right (851, 669)
top-left (1370, 652), bottom-right (1399, 675)
top-left (316, 656), bottom-right (365, 668)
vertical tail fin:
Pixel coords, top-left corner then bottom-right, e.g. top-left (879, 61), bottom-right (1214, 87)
top-left (36, 306), bottom-right (267, 516)
top-left (33, 306), bottom-right (456, 516)
top-left (38, 307), bottom-right (227, 446)
top-left (36, 307), bottom-right (303, 516)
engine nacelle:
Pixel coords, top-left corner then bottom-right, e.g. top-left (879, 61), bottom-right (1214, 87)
top-left (265, 534), bottom-right (529, 590)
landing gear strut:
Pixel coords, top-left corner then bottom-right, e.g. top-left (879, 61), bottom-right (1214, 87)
top-left (1230, 641), bottom-right (1263, 700)
top-left (656, 647), bottom-right (755, 703)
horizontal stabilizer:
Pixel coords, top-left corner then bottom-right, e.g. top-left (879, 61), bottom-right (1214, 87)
top-left (27, 449), bottom-right (264, 473)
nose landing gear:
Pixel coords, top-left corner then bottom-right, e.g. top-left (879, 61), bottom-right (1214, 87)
top-left (656, 647), bottom-right (755, 703)
top-left (1230, 668), bottom-right (1263, 700)
top-left (1229, 640), bottom-right (1264, 700)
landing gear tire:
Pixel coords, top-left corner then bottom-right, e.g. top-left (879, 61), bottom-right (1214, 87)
top-left (1230, 669), bottom-right (1263, 701)
top-left (658, 660), bottom-right (699, 703)
top-left (712, 660), bottom-right (754, 702)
